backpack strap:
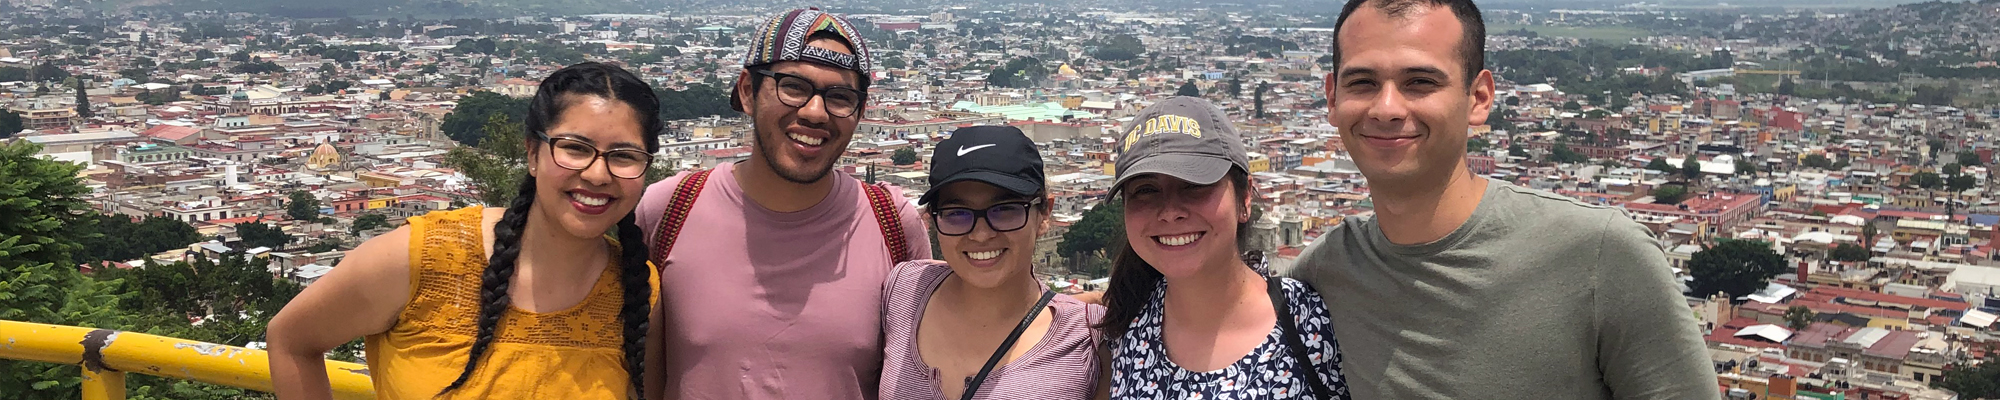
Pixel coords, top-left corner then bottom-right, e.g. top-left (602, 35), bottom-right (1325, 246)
top-left (1270, 276), bottom-right (1334, 400)
top-left (650, 169), bottom-right (713, 264)
top-left (861, 182), bottom-right (912, 264)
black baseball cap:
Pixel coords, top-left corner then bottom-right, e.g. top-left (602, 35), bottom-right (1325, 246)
top-left (1113, 96), bottom-right (1250, 190)
top-left (919, 125), bottom-right (1045, 206)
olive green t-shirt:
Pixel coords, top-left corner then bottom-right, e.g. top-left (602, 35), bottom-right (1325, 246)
top-left (1282, 177), bottom-right (1720, 400)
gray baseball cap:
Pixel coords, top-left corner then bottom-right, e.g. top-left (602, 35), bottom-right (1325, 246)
top-left (1112, 96), bottom-right (1250, 190)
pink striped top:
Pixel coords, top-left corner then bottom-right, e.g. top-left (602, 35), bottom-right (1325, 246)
top-left (878, 260), bottom-right (1105, 400)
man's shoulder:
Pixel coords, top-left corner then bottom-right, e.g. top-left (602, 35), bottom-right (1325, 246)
top-left (1480, 181), bottom-right (1663, 264)
top-left (638, 169), bottom-right (717, 220)
top-left (1313, 212), bottom-right (1377, 246)
top-left (1485, 180), bottom-right (1638, 234)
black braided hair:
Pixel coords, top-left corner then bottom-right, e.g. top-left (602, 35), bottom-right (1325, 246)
top-left (612, 212), bottom-right (651, 396)
top-left (438, 61), bottom-right (663, 398)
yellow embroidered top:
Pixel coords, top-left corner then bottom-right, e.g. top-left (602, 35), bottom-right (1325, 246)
top-left (363, 206), bottom-right (657, 399)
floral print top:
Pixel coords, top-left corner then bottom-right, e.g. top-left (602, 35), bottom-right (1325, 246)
top-left (1107, 275), bottom-right (1351, 400)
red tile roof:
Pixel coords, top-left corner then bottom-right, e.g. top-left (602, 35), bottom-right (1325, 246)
top-left (1810, 286), bottom-right (1969, 312)
top-left (139, 125), bottom-right (201, 141)
top-left (1705, 317), bottom-right (1787, 349)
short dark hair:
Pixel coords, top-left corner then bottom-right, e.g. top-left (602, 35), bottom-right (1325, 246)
top-left (1329, 0), bottom-right (1486, 88)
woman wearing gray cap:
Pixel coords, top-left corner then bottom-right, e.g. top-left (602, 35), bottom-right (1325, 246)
top-left (1098, 97), bottom-right (1350, 399)
top-left (878, 125), bottom-right (1106, 400)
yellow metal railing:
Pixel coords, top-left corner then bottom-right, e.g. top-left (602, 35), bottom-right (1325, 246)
top-left (0, 319), bottom-right (375, 400)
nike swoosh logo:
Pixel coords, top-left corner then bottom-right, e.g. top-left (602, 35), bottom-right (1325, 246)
top-left (957, 144), bottom-right (998, 156)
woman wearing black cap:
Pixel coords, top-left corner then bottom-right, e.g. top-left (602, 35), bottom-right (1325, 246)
top-left (878, 125), bottom-right (1105, 400)
top-left (1098, 97), bottom-right (1350, 399)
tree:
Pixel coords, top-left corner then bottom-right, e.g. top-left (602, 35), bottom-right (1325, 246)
top-left (1783, 305), bottom-right (1816, 331)
top-left (1911, 172), bottom-right (1944, 189)
top-left (0, 110), bottom-right (21, 138)
top-left (440, 91), bottom-right (530, 146)
top-left (1688, 240), bottom-right (1788, 303)
top-left (1467, 138), bottom-right (1490, 154)
top-left (1057, 200), bottom-right (1125, 271)
top-left (308, 237), bottom-right (345, 253)
top-left (1485, 109), bottom-right (1514, 132)
top-left (1646, 157), bottom-right (1679, 175)
top-left (1089, 34), bottom-right (1143, 61)
top-left (1777, 76), bottom-right (1796, 96)
top-left (891, 147), bottom-right (918, 166)
top-left (1680, 154), bottom-right (1703, 181)
top-left (653, 85), bottom-right (738, 121)
top-left (1228, 76), bottom-right (1243, 98)
top-left (1802, 154), bottom-right (1833, 169)
top-left (1945, 163), bottom-right (1964, 177)
top-left (286, 191), bottom-right (322, 222)
top-left (0, 141), bottom-right (127, 398)
top-left (1932, 352), bottom-right (2000, 399)
top-left (1948, 174), bottom-right (1978, 192)
top-left (0, 141), bottom-right (93, 270)
top-left (1957, 150), bottom-right (1983, 167)
top-left (75, 215), bottom-right (202, 265)
top-left (1254, 81), bottom-right (1271, 119)
top-left (229, 61), bottom-right (286, 75)
top-left (1734, 158), bottom-right (1757, 176)
top-left (1862, 221), bottom-right (1881, 248)
top-left (31, 62), bottom-right (68, 82)
top-left (1829, 243), bottom-right (1871, 262)
top-left (443, 113), bottom-right (529, 206)
top-left (1508, 143), bottom-right (1529, 158)
top-left (350, 213), bottom-right (388, 236)
top-left (236, 222), bottom-right (291, 250)
top-left (1548, 143), bottom-right (1589, 164)
top-left (985, 67), bottom-right (1014, 88)
top-left (1175, 80), bottom-right (1200, 97)
top-left (73, 79), bottom-right (91, 120)
top-left (1652, 185), bottom-right (1689, 204)
top-left (1562, 100), bottom-right (1582, 111)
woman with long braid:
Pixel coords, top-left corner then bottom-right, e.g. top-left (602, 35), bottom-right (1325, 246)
top-left (268, 62), bottom-right (661, 399)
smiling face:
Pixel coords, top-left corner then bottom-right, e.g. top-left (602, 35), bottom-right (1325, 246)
top-left (1121, 173), bottom-right (1250, 279)
top-left (739, 38), bottom-right (865, 185)
top-left (931, 181), bottom-right (1049, 290)
top-left (526, 94), bottom-right (649, 240)
top-left (1326, 4), bottom-right (1494, 192)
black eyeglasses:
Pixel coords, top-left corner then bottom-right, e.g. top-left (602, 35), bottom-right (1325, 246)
top-left (536, 132), bottom-right (653, 180)
top-left (930, 199), bottom-right (1041, 236)
top-left (751, 68), bottom-right (865, 118)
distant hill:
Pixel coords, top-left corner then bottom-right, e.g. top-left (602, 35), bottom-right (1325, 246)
top-left (1478, 0), bottom-right (1938, 10)
top-left (94, 0), bottom-right (651, 18)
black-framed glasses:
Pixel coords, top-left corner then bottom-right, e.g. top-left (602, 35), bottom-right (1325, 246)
top-left (931, 199), bottom-right (1041, 236)
top-left (536, 132), bottom-right (653, 180)
top-left (751, 68), bottom-right (865, 118)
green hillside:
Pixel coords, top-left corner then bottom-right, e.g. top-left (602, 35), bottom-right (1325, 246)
top-left (99, 0), bottom-right (649, 18)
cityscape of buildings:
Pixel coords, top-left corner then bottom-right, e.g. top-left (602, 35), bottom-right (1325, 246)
top-left (2, 0), bottom-right (1999, 398)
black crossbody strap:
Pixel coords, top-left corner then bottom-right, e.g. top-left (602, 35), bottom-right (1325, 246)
top-left (1269, 277), bottom-right (1333, 400)
top-left (961, 290), bottom-right (1057, 400)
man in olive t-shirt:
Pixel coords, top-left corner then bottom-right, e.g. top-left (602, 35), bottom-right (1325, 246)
top-left (1282, 0), bottom-right (1721, 398)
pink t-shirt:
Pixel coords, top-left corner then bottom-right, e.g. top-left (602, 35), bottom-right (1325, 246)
top-left (637, 161), bottom-right (932, 400)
